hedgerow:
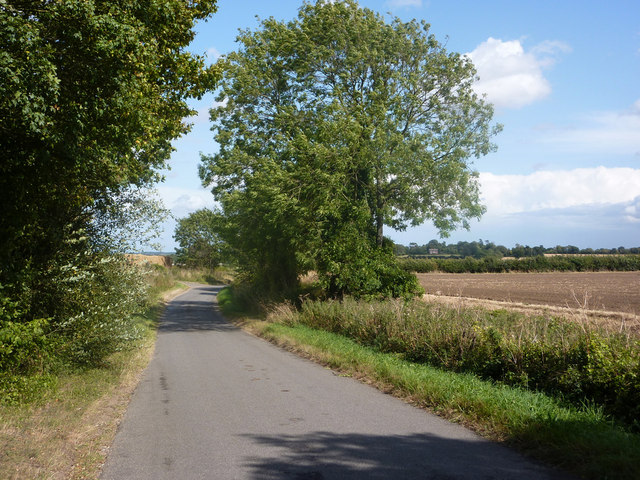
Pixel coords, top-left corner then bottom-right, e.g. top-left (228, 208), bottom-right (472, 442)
top-left (398, 255), bottom-right (640, 273)
top-left (0, 251), bottom-right (150, 403)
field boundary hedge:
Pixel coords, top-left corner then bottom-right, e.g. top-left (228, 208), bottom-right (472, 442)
top-left (398, 255), bottom-right (640, 273)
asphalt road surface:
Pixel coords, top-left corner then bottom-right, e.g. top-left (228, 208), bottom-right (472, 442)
top-left (101, 284), bottom-right (571, 480)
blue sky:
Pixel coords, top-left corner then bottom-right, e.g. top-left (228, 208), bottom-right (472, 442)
top-left (155, 0), bottom-right (640, 251)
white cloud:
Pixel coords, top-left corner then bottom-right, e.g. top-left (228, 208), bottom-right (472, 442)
top-left (184, 98), bottom-right (228, 125)
top-left (538, 99), bottom-right (640, 155)
top-left (392, 167), bottom-right (640, 249)
top-left (479, 167), bottom-right (640, 216)
top-left (624, 196), bottom-right (640, 223)
top-left (530, 40), bottom-right (572, 65)
top-left (467, 38), bottom-right (570, 109)
top-left (153, 186), bottom-right (218, 250)
top-left (212, 97), bottom-right (229, 109)
top-left (206, 47), bottom-right (221, 60)
top-left (387, 0), bottom-right (422, 8)
top-left (156, 186), bottom-right (216, 218)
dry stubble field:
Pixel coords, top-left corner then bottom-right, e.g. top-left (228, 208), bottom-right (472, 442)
top-left (417, 271), bottom-right (640, 330)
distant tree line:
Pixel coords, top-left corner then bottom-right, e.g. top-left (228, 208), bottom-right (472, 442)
top-left (394, 240), bottom-right (640, 258)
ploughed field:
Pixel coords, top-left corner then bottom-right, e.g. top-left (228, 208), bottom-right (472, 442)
top-left (417, 271), bottom-right (640, 316)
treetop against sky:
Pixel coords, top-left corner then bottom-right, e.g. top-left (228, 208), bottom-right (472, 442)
top-left (156, 0), bottom-right (640, 250)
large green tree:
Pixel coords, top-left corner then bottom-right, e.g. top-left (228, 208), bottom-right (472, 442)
top-left (174, 208), bottom-right (225, 269)
top-left (1, 0), bottom-right (220, 275)
top-left (0, 0), bottom-right (220, 373)
top-left (201, 0), bottom-right (500, 297)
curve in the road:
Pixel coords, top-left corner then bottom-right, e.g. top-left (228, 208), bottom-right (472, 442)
top-left (101, 284), bottom-right (572, 480)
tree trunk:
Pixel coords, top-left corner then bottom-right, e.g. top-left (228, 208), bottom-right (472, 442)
top-left (375, 170), bottom-right (384, 247)
top-left (376, 210), bottom-right (384, 247)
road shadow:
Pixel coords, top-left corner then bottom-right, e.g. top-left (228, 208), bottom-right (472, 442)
top-left (241, 431), bottom-right (573, 480)
top-left (159, 285), bottom-right (238, 333)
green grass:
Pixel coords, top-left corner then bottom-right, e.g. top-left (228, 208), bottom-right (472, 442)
top-left (238, 319), bottom-right (640, 480)
top-left (281, 297), bottom-right (640, 429)
top-left (216, 286), bottom-right (235, 310)
top-left (170, 265), bottom-right (235, 285)
top-left (145, 265), bottom-right (234, 296)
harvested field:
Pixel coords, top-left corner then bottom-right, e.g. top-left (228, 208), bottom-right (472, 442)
top-left (417, 272), bottom-right (640, 331)
top-left (126, 253), bottom-right (172, 267)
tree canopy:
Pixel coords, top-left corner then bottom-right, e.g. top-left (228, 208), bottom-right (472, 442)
top-left (201, 0), bottom-right (500, 298)
top-left (1, 0), bottom-right (221, 274)
top-left (0, 0), bottom-right (220, 376)
top-left (174, 208), bottom-right (226, 269)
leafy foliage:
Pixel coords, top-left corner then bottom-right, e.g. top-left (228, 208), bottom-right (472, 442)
top-left (399, 254), bottom-right (640, 273)
top-left (316, 222), bottom-right (423, 299)
top-left (0, 288), bottom-right (50, 376)
top-left (200, 0), bottom-right (499, 299)
top-left (0, 0), bottom-right (220, 391)
top-left (174, 209), bottom-right (226, 269)
top-left (91, 187), bottom-right (170, 253)
top-left (1, 0), bottom-right (220, 274)
top-left (0, 244), bottom-right (152, 402)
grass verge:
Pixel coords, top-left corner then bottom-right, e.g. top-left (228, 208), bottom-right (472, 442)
top-left (227, 302), bottom-right (640, 480)
top-left (167, 265), bottom-right (235, 285)
top-left (289, 297), bottom-right (640, 429)
top-left (0, 282), bottom-right (187, 480)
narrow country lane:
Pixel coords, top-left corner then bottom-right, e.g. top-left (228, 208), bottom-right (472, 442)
top-left (100, 284), bottom-right (571, 480)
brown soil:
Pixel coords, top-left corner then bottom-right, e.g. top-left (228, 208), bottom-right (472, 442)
top-left (417, 272), bottom-right (640, 332)
top-left (417, 272), bottom-right (640, 313)
top-left (126, 253), bottom-right (173, 267)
